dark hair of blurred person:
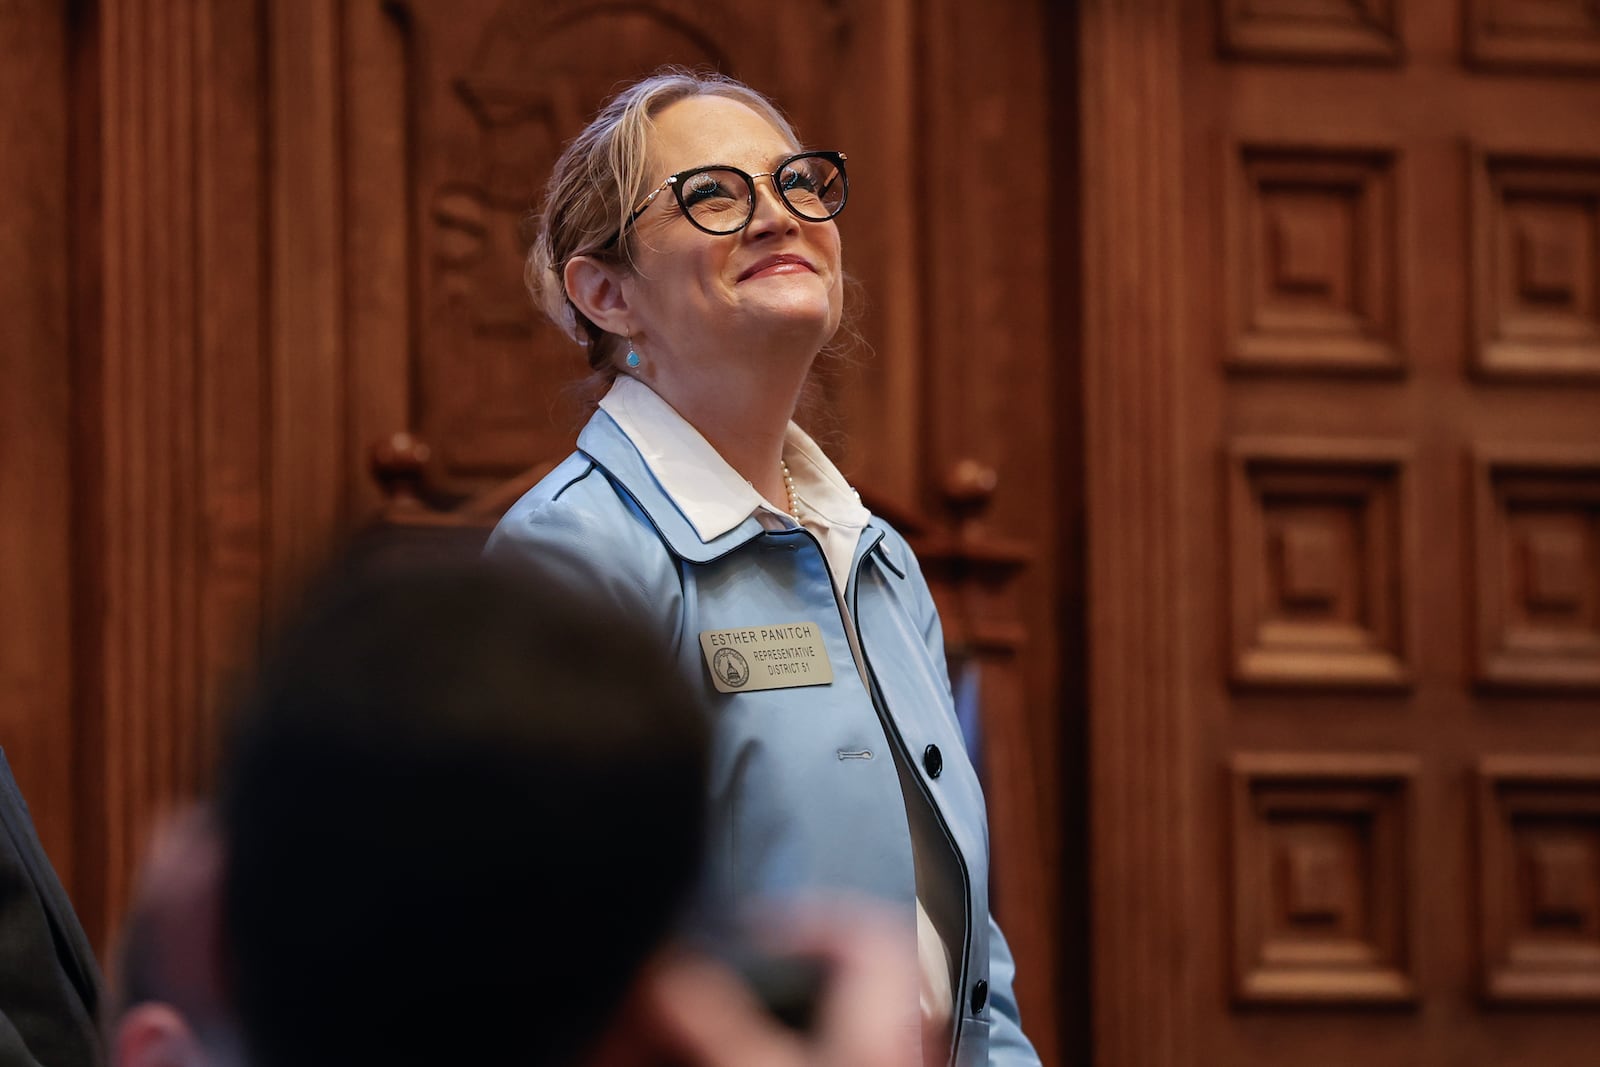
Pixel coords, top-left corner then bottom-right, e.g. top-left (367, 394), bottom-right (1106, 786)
top-left (217, 559), bottom-right (711, 1067)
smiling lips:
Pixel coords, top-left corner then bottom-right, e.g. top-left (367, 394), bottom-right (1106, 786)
top-left (737, 254), bottom-right (816, 282)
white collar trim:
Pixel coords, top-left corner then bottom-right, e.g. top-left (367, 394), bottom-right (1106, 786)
top-left (598, 375), bottom-right (871, 544)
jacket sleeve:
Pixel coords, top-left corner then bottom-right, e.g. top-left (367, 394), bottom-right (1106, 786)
top-left (902, 542), bottom-right (1043, 1067)
top-left (985, 914), bottom-right (1042, 1067)
top-left (0, 756), bottom-right (102, 1067)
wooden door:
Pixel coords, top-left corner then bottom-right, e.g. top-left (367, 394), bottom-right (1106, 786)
top-left (1085, 2), bottom-right (1600, 1064)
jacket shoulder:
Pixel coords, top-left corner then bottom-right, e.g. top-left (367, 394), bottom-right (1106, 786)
top-left (483, 452), bottom-right (679, 618)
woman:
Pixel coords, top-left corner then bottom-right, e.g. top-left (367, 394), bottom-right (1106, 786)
top-left (486, 69), bottom-right (1039, 1067)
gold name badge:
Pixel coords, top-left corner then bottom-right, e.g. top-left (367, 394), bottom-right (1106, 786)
top-left (698, 622), bottom-right (835, 694)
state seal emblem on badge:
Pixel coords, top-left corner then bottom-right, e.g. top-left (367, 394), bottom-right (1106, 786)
top-left (712, 647), bottom-right (750, 689)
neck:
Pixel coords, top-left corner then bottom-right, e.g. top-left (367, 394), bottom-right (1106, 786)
top-left (640, 340), bottom-right (813, 510)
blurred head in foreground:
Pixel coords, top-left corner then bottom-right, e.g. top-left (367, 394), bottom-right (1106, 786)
top-left (218, 559), bottom-right (711, 1067)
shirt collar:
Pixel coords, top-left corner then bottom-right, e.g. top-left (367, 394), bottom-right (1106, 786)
top-left (597, 375), bottom-right (871, 543)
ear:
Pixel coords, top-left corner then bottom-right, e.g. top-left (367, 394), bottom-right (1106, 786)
top-left (114, 1003), bottom-right (207, 1067)
top-left (563, 255), bottom-right (634, 338)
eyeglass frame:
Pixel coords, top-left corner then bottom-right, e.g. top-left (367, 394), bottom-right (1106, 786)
top-left (599, 150), bottom-right (848, 250)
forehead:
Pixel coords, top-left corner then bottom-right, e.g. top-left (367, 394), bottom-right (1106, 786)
top-left (648, 95), bottom-right (798, 173)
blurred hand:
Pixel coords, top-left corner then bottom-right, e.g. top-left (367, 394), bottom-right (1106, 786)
top-left (644, 907), bottom-right (923, 1067)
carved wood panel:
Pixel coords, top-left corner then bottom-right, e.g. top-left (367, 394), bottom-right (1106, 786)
top-left (1478, 757), bottom-right (1600, 1003)
top-left (1472, 150), bottom-right (1600, 382)
top-left (1228, 145), bottom-right (1404, 376)
top-left (1137, 0), bottom-right (1600, 1063)
top-left (365, 0), bottom-right (870, 499)
top-left (1227, 439), bottom-right (1415, 689)
top-left (1473, 445), bottom-right (1600, 691)
top-left (1230, 753), bottom-right (1419, 1004)
top-left (408, 2), bottom-right (735, 491)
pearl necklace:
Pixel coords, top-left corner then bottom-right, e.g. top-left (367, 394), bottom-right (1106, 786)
top-left (779, 459), bottom-right (803, 522)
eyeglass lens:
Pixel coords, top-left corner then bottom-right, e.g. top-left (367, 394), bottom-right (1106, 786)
top-left (676, 155), bottom-right (845, 235)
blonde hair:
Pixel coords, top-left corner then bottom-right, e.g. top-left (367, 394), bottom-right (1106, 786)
top-left (526, 68), bottom-right (804, 376)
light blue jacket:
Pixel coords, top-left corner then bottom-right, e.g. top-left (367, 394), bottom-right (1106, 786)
top-left (485, 411), bottom-right (1040, 1067)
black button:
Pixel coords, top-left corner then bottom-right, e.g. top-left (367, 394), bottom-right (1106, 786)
top-left (971, 979), bottom-right (988, 1014)
top-left (922, 744), bottom-right (943, 778)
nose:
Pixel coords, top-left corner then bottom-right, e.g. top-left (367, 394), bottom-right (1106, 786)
top-left (745, 174), bottom-right (800, 239)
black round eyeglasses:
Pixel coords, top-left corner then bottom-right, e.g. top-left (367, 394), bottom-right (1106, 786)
top-left (606, 151), bottom-right (848, 247)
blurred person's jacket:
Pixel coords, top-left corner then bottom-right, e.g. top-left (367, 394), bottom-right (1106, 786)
top-left (0, 750), bottom-right (102, 1067)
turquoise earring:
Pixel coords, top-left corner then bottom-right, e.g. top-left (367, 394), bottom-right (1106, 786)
top-left (625, 336), bottom-right (641, 369)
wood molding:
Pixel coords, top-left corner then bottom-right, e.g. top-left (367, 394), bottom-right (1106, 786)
top-left (1, 0), bottom-right (76, 900)
top-left (69, 0), bottom-right (269, 949)
top-left (917, 3), bottom-right (1065, 1061)
top-left (80, 0), bottom-right (206, 946)
top-left (1080, 1), bottom-right (1195, 1064)
top-left (268, 0), bottom-right (348, 608)
top-left (342, 1), bottom-right (413, 521)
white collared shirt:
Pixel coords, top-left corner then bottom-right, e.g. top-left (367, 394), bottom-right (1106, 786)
top-left (598, 375), bottom-right (957, 1047)
top-left (599, 375), bottom-right (871, 593)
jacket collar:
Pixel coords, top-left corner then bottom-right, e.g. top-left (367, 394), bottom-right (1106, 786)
top-left (577, 409), bottom-right (895, 570)
top-left (577, 410), bottom-right (770, 564)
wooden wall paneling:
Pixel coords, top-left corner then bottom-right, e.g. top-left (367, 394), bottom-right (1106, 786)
top-left (268, 0), bottom-right (348, 607)
top-left (343, 1), bottom-right (413, 521)
top-left (917, 2), bottom-right (1063, 1063)
top-left (1183, 0), bottom-right (1600, 1063)
top-left (0, 0), bottom-right (76, 895)
top-left (397, 0), bottom-right (746, 497)
top-left (76, 0), bottom-right (220, 947)
top-left (1080, 2), bottom-right (1196, 1065)
top-left (821, 0), bottom-right (920, 505)
top-left (193, 0), bottom-right (269, 747)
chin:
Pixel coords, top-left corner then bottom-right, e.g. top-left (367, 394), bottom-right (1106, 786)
top-left (743, 293), bottom-right (837, 338)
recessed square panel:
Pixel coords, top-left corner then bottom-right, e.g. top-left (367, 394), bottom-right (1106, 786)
top-left (1472, 152), bottom-right (1600, 380)
top-left (1229, 146), bottom-right (1403, 375)
top-left (1466, 0), bottom-right (1600, 72)
top-left (1218, 0), bottom-right (1402, 63)
top-left (1473, 447), bottom-right (1600, 691)
top-left (1230, 754), bottom-right (1418, 1004)
top-left (1229, 439), bottom-right (1414, 688)
top-left (1478, 758), bottom-right (1600, 1003)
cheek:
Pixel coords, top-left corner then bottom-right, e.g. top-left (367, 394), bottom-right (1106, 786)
top-left (823, 259), bottom-right (846, 332)
top-left (693, 242), bottom-right (738, 296)
top-left (822, 227), bottom-right (843, 273)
